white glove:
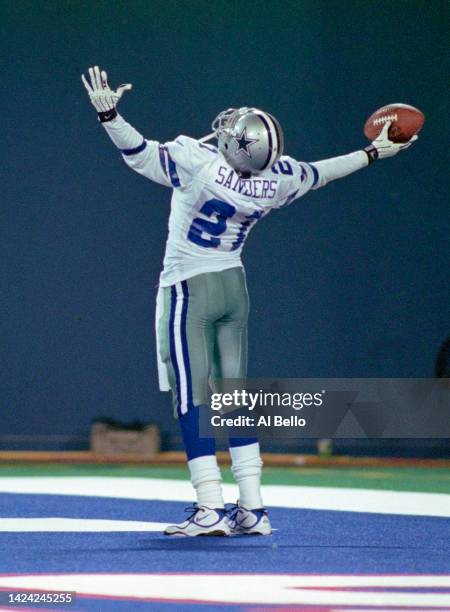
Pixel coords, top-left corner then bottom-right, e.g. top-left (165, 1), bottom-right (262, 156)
top-left (81, 66), bottom-right (132, 120)
top-left (366, 121), bottom-right (418, 161)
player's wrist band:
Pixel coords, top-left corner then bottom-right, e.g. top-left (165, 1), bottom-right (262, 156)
top-left (98, 108), bottom-right (118, 123)
top-left (364, 145), bottom-right (378, 165)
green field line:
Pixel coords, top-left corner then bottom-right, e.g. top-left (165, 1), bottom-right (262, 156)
top-left (0, 464), bottom-right (449, 494)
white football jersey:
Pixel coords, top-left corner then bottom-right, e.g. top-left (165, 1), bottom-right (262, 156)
top-left (122, 134), bottom-right (319, 287)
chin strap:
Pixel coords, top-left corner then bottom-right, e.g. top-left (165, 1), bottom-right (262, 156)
top-left (199, 132), bottom-right (216, 143)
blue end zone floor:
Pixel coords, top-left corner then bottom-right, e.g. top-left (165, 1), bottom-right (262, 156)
top-left (0, 494), bottom-right (448, 575)
top-left (0, 492), bottom-right (449, 610)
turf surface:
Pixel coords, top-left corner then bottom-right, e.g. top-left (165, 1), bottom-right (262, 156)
top-left (1, 493), bottom-right (449, 575)
top-left (0, 465), bottom-right (449, 610)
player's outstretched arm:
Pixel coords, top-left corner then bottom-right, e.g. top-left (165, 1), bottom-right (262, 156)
top-left (81, 66), bottom-right (178, 188)
top-left (309, 121), bottom-right (418, 190)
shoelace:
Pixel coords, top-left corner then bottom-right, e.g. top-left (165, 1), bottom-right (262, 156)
top-left (225, 503), bottom-right (240, 523)
top-left (183, 504), bottom-right (201, 521)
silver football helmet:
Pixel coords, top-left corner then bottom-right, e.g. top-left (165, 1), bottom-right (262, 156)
top-left (210, 107), bottom-right (284, 175)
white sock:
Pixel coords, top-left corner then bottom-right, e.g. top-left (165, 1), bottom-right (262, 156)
top-left (229, 442), bottom-right (263, 509)
top-left (188, 455), bottom-right (224, 509)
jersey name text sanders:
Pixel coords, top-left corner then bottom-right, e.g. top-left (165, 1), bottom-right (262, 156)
top-left (215, 166), bottom-right (277, 199)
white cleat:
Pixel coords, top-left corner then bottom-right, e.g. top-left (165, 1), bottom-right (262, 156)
top-left (228, 503), bottom-right (272, 535)
top-left (164, 504), bottom-right (231, 536)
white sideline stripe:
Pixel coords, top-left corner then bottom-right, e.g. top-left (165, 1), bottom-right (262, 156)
top-left (0, 574), bottom-right (449, 607)
top-left (0, 477), bottom-right (449, 517)
top-left (0, 518), bottom-right (169, 532)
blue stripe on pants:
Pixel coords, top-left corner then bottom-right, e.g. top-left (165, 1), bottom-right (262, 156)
top-left (169, 286), bottom-right (182, 414)
top-left (169, 282), bottom-right (193, 415)
top-left (181, 280), bottom-right (193, 411)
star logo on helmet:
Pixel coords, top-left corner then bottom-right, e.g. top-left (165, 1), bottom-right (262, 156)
top-left (233, 128), bottom-right (258, 158)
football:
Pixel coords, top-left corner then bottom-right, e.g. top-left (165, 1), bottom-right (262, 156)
top-left (364, 103), bottom-right (425, 143)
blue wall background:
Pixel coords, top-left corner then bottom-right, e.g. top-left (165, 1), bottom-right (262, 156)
top-left (1, 0), bottom-right (448, 450)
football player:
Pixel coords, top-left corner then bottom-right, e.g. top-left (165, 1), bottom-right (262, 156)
top-left (82, 66), bottom-right (417, 536)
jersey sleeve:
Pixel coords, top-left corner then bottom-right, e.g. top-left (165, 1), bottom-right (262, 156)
top-left (102, 115), bottom-right (207, 189)
top-left (161, 135), bottom-right (214, 188)
top-left (272, 149), bottom-right (369, 208)
top-left (309, 150), bottom-right (369, 188)
top-left (271, 155), bottom-right (319, 209)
